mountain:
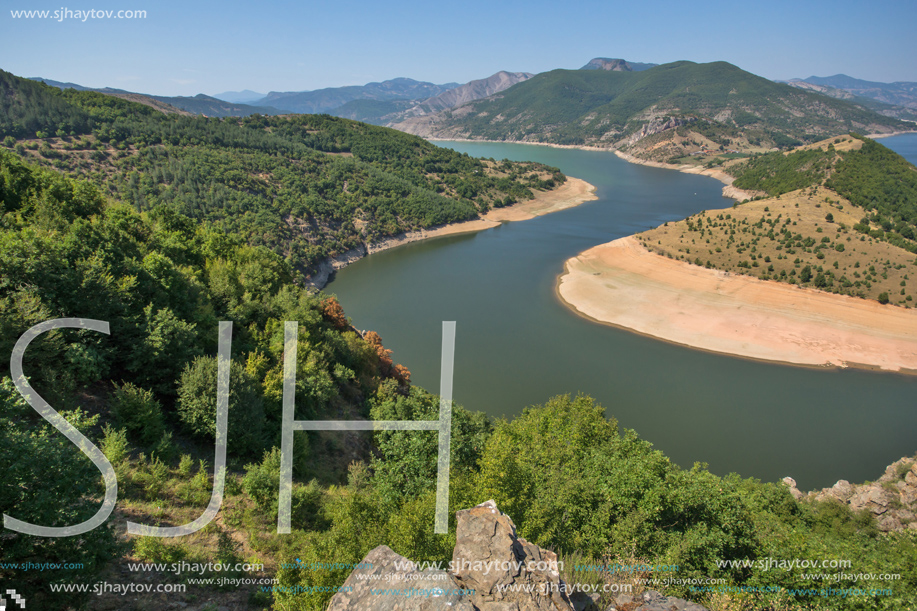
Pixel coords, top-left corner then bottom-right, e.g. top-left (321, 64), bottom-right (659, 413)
top-left (784, 79), bottom-right (917, 121)
top-left (579, 57), bottom-right (656, 71)
top-left (414, 71), bottom-right (534, 113)
top-left (330, 71), bottom-right (534, 126)
top-left (257, 77), bottom-right (460, 114)
top-left (794, 74), bottom-right (917, 110)
top-left (211, 89), bottom-right (266, 104)
top-left (394, 61), bottom-right (910, 159)
top-left (147, 93), bottom-right (282, 117)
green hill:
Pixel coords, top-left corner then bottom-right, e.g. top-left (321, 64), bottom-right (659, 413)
top-left (398, 61), bottom-right (909, 155)
top-left (0, 69), bottom-right (564, 279)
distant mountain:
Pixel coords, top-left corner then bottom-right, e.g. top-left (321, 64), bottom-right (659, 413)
top-left (414, 71), bottom-right (534, 113)
top-left (258, 78), bottom-right (460, 114)
top-left (147, 94), bottom-right (282, 117)
top-left (784, 79), bottom-right (917, 122)
top-left (334, 71), bottom-right (534, 126)
top-left (580, 58), bottom-right (656, 72)
top-left (212, 89), bottom-right (266, 104)
top-left (394, 61), bottom-right (910, 160)
top-left (793, 74), bottom-right (917, 110)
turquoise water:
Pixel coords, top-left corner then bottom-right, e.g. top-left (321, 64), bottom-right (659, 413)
top-left (327, 138), bottom-right (917, 490)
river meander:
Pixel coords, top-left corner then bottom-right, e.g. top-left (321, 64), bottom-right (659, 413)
top-left (328, 136), bottom-right (917, 489)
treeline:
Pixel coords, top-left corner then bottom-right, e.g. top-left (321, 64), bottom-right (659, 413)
top-left (0, 69), bottom-right (564, 271)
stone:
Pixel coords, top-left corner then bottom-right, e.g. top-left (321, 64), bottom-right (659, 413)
top-left (781, 477), bottom-right (804, 500)
top-left (451, 500), bottom-right (574, 611)
top-left (327, 545), bottom-right (474, 611)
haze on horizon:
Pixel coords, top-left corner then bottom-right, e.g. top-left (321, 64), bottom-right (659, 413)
top-left (2, 0), bottom-right (915, 97)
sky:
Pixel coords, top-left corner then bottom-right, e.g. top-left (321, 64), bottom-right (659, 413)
top-left (2, 0), bottom-right (915, 97)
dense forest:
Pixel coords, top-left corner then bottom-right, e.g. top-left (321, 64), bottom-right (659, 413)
top-left (0, 69), bottom-right (564, 276)
top-left (2, 144), bottom-right (916, 610)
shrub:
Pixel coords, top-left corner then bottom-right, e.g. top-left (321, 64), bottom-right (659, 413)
top-left (110, 382), bottom-right (165, 446)
top-left (177, 356), bottom-right (265, 457)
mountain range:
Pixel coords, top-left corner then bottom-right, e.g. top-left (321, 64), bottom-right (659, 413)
top-left (394, 61), bottom-right (911, 160)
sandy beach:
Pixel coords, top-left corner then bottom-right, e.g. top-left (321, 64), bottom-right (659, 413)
top-left (557, 236), bottom-right (917, 372)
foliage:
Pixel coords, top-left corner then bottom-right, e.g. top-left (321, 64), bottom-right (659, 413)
top-left (177, 356), bottom-right (266, 457)
top-left (0, 377), bottom-right (119, 607)
top-left (110, 381), bottom-right (165, 446)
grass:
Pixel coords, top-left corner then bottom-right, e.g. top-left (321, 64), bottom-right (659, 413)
top-left (638, 185), bottom-right (917, 306)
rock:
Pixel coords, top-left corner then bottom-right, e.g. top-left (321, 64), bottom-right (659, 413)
top-left (327, 545), bottom-right (474, 611)
top-left (451, 500), bottom-right (574, 611)
top-left (849, 486), bottom-right (890, 515)
top-left (327, 501), bottom-right (581, 611)
top-left (569, 591), bottom-right (601, 611)
top-left (781, 477), bottom-right (804, 500)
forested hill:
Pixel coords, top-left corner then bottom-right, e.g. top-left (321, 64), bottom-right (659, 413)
top-left (0, 69), bottom-right (564, 277)
top-left (395, 61), bottom-right (910, 155)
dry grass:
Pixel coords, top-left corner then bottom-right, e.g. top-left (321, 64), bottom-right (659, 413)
top-left (638, 185), bottom-right (917, 307)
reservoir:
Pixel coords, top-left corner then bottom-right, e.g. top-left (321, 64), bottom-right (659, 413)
top-left (328, 136), bottom-right (917, 490)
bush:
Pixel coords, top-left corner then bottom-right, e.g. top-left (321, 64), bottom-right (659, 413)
top-left (110, 382), bottom-right (165, 446)
top-left (242, 447), bottom-right (281, 513)
top-left (177, 356), bottom-right (266, 457)
top-left (878, 292), bottom-right (890, 304)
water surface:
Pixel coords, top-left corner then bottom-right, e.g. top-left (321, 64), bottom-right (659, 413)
top-left (328, 138), bottom-right (917, 490)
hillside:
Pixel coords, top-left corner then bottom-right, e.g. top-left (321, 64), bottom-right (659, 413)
top-left (642, 135), bottom-right (917, 306)
top-left (0, 69), bottom-right (565, 281)
top-left (31, 77), bottom-right (282, 117)
top-left (394, 61), bottom-right (910, 158)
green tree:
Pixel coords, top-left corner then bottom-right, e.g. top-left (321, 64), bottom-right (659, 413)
top-left (177, 356), bottom-right (266, 457)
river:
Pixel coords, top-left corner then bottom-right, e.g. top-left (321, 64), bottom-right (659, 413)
top-left (327, 135), bottom-right (917, 490)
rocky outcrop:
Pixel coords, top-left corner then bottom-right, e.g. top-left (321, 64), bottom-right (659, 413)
top-left (621, 117), bottom-right (695, 147)
top-left (414, 72), bottom-right (534, 115)
top-left (782, 457), bottom-right (917, 532)
top-left (450, 500), bottom-right (574, 610)
top-left (327, 500), bottom-right (709, 611)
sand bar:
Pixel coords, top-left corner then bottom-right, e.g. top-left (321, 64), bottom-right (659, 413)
top-left (557, 236), bottom-right (917, 372)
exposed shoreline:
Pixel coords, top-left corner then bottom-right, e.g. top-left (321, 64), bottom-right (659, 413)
top-left (308, 177), bottom-right (598, 289)
top-left (556, 236), bottom-right (917, 374)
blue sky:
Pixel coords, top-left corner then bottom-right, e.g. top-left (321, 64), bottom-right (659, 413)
top-left (2, 0), bottom-right (915, 96)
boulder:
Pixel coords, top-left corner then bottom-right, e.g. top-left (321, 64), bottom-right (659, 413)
top-left (451, 500), bottom-right (574, 611)
top-left (327, 545), bottom-right (474, 611)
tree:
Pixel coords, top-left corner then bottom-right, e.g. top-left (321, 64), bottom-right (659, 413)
top-left (878, 292), bottom-right (890, 304)
top-left (177, 356), bottom-right (266, 457)
top-left (0, 378), bottom-right (118, 607)
top-left (800, 265), bottom-right (813, 283)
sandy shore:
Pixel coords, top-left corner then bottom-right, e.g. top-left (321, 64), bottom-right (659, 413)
top-left (557, 236), bottom-right (917, 373)
top-left (309, 177), bottom-right (597, 288)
